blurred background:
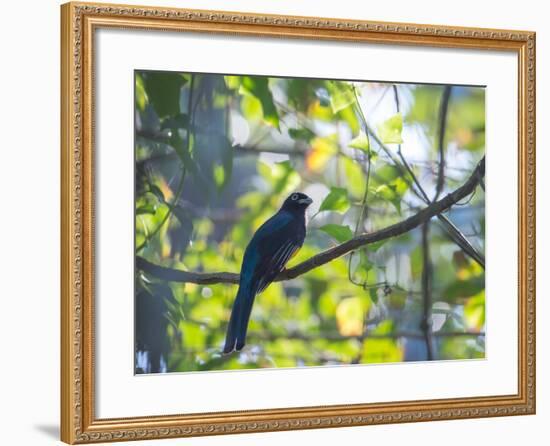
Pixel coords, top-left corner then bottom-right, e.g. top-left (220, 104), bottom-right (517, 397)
top-left (134, 71), bottom-right (485, 373)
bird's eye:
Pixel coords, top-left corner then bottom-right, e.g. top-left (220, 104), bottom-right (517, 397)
top-left (291, 193), bottom-right (298, 201)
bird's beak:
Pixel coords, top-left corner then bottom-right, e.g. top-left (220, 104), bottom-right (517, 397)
top-left (298, 197), bottom-right (313, 205)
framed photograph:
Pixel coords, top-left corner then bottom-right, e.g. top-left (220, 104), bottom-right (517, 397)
top-left (60, 2), bottom-right (536, 443)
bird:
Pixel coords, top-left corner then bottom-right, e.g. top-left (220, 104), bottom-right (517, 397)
top-left (223, 192), bottom-right (313, 354)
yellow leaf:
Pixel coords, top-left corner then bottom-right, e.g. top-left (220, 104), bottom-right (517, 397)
top-left (157, 176), bottom-right (174, 201)
top-left (306, 135), bottom-right (338, 172)
top-left (464, 291), bottom-right (485, 330)
top-left (336, 297), bottom-right (366, 336)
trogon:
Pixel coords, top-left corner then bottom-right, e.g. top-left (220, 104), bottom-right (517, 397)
top-left (223, 192), bottom-right (313, 354)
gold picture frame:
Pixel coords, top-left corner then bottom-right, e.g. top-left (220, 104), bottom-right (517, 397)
top-left (60, 2), bottom-right (536, 443)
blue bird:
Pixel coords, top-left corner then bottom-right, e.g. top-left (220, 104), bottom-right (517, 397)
top-left (223, 192), bottom-right (313, 354)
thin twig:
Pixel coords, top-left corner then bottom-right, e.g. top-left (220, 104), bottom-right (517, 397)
top-left (435, 86), bottom-right (452, 201)
top-left (348, 86), bottom-right (375, 288)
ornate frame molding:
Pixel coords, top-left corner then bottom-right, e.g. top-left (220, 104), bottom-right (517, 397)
top-left (60, 2), bottom-right (536, 443)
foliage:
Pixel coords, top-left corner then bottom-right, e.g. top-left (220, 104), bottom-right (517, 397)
top-left (134, 71), bottom-right (486, 373)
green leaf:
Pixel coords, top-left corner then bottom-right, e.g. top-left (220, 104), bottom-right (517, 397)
top-left (135, 74), bottom-right (148, 111)
top-left (362, 335), bottom-right (402, 363)
top-left (319, 187), bottom-right (350, 214)
top-left (319, 224), bottom-right (353, 243)
top-left (368, 239), bottom-right (388, 252)
top-left (288, 127), bottom-right (315, 142)
top-left (374, 163), bottom-right (401, 183)
top-left (464, 291), bottom-right (485, 330)
top-left (443, 276), bottom-right (484, 301)
top-left (143, 72), bottom-right (187, 119)
top-left (338, 105), bottom-right (360, 135)
top-left (349, 131), bottom-right (370, 153)
top-left (368, 288), bottom-right (379, 304)
top-left (224, 75), bottom-right (241, 90)
top-left (213, 164), bottom-right (225, 188)
top-left (240, 95), bottom-right (263, 122)
top-left (377, 113), bottom-right (404, 144)
top-left (375, 184), bottom-right (402, 214)
top-left (136, 204), bottom-right (156, 215)
top-left (328, 81), bottom-right (356, 114)
top-left (239, 76), bottom-right (280, 129)
top-left (341, 157), bottom-right (366, 199)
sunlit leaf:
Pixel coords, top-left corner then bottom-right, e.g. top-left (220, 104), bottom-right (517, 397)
top-left (319, 187), bottom-right (350, 214)
top-left (224, 75), bottom-right (241, 90)
top-left (239, 76), bottom-right (280, 129)
top-left (464, 291), bottom-right (485, 330)
top-left (377, 113), bottom-right (404, 144)
top-left (135, 74), bottom-right (148, 111)
top-left (338, 105), bottom-right (360, 135)
top-left (308, 99), bottom-right (334, 121)
top-left (306, 135), bottom-right (338, 172)
top-left (349, 131), bottom-right (370, 153)
top-left (341, 157), bottom-right (366, 199)
top-left (362, 338), bottom-right (402, 363)
top-left (336, 297), bottom-right (366, 336)
top-left (240, 95), bottom-right (263, 122)
top-left (319, 224), bottom-right (353, 243)
top-left (136, 204), bottom-right (156, 215)
top-left (374, 163), bottom-right (401, 183)
top-left (213, 165), bottom-right (225, 189)
top-left (375, 184), bottom-right (401, 214)
top-left (328, 81), bottom-right (356, 114)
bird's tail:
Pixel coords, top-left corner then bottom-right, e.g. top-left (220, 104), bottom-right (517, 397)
top-left (223, 283), bottom-right (255, 354)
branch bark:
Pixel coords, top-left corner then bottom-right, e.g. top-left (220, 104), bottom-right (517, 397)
top-left (136, 156), bottom-right (485, 285)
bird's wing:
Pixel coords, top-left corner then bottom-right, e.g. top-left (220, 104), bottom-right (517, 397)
top-left (245, 212), bottom-right (303, 294)
top-left (256, 240), bottom-right (300, 294)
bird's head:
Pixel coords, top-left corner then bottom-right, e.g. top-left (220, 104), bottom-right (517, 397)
top-left (281, 192), bottom-right (313, 213)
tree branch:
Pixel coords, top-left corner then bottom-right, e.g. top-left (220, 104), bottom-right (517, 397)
top-left (136, 156), bottom-right (485, 285)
